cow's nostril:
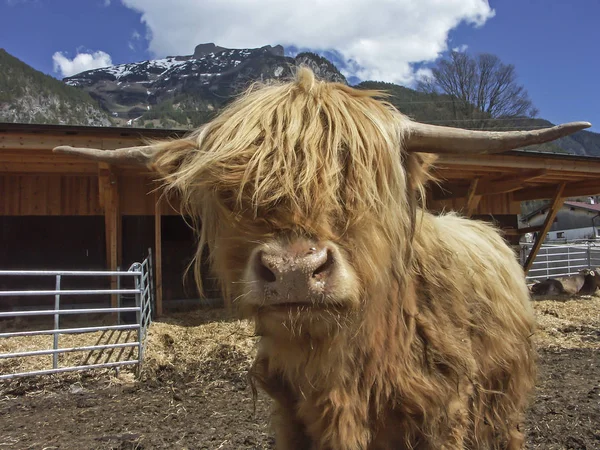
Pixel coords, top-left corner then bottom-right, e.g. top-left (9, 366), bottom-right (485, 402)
top-left (256, 252), bottom-right (277, 283)
top-left (312, 251), bottom-right (334, 280)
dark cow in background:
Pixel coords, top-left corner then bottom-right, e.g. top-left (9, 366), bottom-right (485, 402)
top-left (530, 278), bottom-right (565, 296)
top-left (54, 68), bottom-right (591, 449)
top-left (581, 267), bottom-right (600, 294)
top-left (530, 268), bottom-right (600, 296)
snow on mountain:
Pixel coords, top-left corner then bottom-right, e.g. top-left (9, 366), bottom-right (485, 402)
top-left (62, 44), bottom-right (346, 128)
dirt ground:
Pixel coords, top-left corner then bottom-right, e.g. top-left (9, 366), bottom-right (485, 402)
top-left (1, 297), bottom-right (599, 450)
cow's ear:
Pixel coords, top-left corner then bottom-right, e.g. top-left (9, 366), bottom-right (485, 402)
top-left (405, 152), bottom-right (438, 193)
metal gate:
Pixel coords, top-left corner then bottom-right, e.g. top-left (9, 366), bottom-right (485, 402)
top-left (521, 241), bottom-right (600, 282)
top-left (0, 252), bottom-right (154, 380)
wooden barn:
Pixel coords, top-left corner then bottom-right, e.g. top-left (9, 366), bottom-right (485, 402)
top-left (2, 122), bottom-right (600, 315)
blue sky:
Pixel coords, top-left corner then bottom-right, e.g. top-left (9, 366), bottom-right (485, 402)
top-left (1, 0), bottom-right (598, 132)
top-left (448, 0), bottom-right (599, 132)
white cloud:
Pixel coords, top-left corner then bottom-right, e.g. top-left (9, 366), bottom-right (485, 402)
top-left (120, 0), bottom-right (494, 85)
top-left (452, 44), bottom-right (469, 52)
top-left (103, 0), bottom-right (111, 6)
top-left (414, 67), bottom-right (434, 83)
top-left (6, 0), bottom-right (39, 4)
top-left (128, 30), bottom-right (142, 51)
top-left (52, 50), bottom-right (113, 77)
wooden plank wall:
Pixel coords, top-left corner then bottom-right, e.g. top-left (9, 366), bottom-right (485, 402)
top-left (2, 172), bottom-right (519, 217)
top-left (0, 175), bottom-right (102, 215)
top-left (0, 174), bottom-right (181, 216)
top-left (119, 175), bottom-right (160, 216)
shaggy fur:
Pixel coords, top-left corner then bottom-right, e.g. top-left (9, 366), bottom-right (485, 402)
top-left (151, 67), bottom-right (536, 449)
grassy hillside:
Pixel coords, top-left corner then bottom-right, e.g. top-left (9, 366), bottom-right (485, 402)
top-left (356, 81), bottom-right (599, 156)
top-left (0, 49), bottom-right (112, 126)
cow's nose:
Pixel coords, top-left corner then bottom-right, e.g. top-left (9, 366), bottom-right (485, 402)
top-left (254, 245), bottom-right (335, 290)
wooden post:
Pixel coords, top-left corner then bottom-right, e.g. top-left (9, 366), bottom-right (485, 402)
top-left (465, 178), bottom-right (481, 217)
top-left (154, 189), bottom-right (163, 317)
top-left (523, 182), bottom-right (566, 274)
top-left (99, 163), bottom-right (122, 308)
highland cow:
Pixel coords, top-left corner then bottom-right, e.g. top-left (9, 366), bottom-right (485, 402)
top-left (531, 268), bottom-right (599, 296)
top-left (54, 67), bottom-right (592, 449)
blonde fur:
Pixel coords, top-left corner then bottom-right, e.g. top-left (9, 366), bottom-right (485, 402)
top-left (151, 67), bottom-right (536, 449)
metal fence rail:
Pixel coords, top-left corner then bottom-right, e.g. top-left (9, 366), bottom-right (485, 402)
top-left (521, 240), bottom-right (600, 282)
top-left (0, 252), bottom-right (154, 380)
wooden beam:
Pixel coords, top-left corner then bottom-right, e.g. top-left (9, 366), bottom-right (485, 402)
top-left (513, 180), bottom-right (600, 201)
top-left (0, 134), bottom-right (146, 152)
top-left (97, 166), bottom-right (107, 209)
top-left (467, 195), bottom-right (482, 217)
top-left (523, 183), bottom-right (566, 273)
top-left (154, 189), bottom-right (163, 317)
top-left (0, 161), bottom-right (99, 175)
top-left (437, 153), bottom-right (600, 175)
top-left (432, 169), bottom-right (549, 200)
top-left (477, 169), bottom-right (547, 195)
top-left (503, 226), bottom-right (543, 236)
top-left (429, 183), bottom-right (460, 201)
top-left (99, 164), bottom-right (122, 308)
top-left (465, 178), bottom-right (481, 217)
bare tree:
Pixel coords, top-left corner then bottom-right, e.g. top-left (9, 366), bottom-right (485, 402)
top-left (418, 51), bottom-right (538, 129)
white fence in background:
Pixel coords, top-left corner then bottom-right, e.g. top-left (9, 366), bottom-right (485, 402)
top-left (521, 240), bottom-right (600, 282)
top-left (0, 252), bottom-right (154, 380)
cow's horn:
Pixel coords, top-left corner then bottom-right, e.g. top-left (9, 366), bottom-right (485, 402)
top-left (53, 145), bottom-right (159, 167)
top-left (406, 121), bottom-right (592, 154)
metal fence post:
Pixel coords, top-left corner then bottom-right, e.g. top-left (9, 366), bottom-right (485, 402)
top-left (147, 247), bottom-right (155, 320)
top-left (587, 242), bottom-right (592, 268)
top-left (116, 265), bottom-right (121, 325)
top-left (53, 275), bottom-right (61, 369)
top-left (135, 267), bottom-right (144, 372)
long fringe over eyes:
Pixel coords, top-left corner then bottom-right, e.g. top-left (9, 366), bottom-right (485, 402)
top-left (151, 67), bottom-right (424, 300)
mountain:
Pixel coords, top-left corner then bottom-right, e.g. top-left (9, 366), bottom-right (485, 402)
top-left (2, 44), bottom-right (598, 157)
top-left (64, 44), bottom-right (346, 129)
top-left (487, 117), bottom-right (600, 157)
top-left (59, 43), bottom-right (600, 156)
top-left (356, 81), bottom-right (600, 157)
top-left (0, 49), bottom-right (112, 126)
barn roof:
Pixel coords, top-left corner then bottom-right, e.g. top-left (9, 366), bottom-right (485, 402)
top-left (3, 122), bottom-right (600, 201)
top-left (564, 201), bottom-right (600, 212)
top-left (522, 200), bottom-right (600, 221)
top-left (0, 122), bottom-right (185, 139)
top-left (431, 150), bottom-right (600, 202)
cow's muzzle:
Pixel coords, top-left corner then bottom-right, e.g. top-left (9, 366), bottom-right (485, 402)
top-left (245, 240), bottom-right (351, 307)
